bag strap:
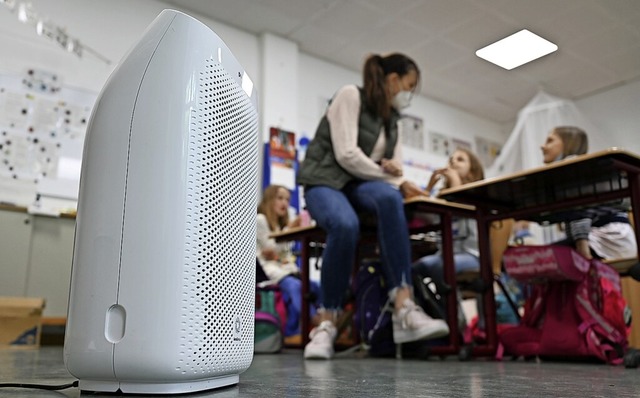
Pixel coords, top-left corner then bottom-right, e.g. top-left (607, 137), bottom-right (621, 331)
top-left (255, 311), bottom-right (281, 325)
top-left (575, 274), bottom-right (627, 364)
top-left (367, 298), bottom-right (393, 343)
top-left (521, 284), bottom-right (546, 327)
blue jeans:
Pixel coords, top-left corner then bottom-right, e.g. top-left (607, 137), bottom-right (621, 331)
top-left (413, 251), bottom-right (480, 324)
top-left (279, 275), bottom-right (322, 336)
top-left (413, 251), bottom-right (479, 289)
top-left (304, 181), bottom-right (412, 310)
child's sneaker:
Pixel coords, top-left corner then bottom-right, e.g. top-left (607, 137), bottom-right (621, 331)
top-left (303, 320), bottom-right (337, 359)
top-left (392, 298), bottom-right (449, 344)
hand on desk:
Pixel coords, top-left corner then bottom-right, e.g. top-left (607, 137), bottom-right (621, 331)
top-left (400, 180), bottom-right (430, 199)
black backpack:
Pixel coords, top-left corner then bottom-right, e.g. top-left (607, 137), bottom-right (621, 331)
top-left (353, 258), bottom-right (447, 357)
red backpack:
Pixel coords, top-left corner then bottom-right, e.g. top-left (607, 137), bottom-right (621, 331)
top-left (500, 245), bottom-right (629, 364)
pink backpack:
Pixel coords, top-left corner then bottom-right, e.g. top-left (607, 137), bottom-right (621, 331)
top-left (500, 245), bottom-right (629, 364)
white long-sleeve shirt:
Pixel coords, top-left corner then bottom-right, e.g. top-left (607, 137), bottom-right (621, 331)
top-left (327, 85), bottom-right (404, 187)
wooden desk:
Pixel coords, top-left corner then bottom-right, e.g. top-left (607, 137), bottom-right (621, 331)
top-left (271, 196), bottom-right (476, 352)
top-left (440, 148), bottom-right (640, 355)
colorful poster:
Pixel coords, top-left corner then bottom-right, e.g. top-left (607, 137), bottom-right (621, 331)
top-left (268, 127), bottom-right (297, 190)
top-left (269, 127), bottom-right (296, 160)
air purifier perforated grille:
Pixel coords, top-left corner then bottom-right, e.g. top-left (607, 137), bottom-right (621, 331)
top-left (181, 60), bottom-right (258, 374)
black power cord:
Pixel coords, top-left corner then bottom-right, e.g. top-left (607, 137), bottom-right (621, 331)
top-left (0, 380), bottom-right (79, 390)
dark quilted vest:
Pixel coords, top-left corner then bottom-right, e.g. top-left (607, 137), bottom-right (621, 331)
top-left (297, 87), bottom-right (399, 190)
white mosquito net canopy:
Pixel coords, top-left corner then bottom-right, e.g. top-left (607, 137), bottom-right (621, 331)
top-left (487, 90), bottom-right (604, 178)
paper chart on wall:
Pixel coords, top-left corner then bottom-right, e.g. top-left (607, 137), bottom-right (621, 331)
top-left (400, 115), bottom-right (424, 151)
top-left (430, 131), bottom-right (451, 157)
top-left (0, 72), bottom-right (96, 205)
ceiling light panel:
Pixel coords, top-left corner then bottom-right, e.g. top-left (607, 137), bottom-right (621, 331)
top-left (476, 29), bottom-right (558, 70)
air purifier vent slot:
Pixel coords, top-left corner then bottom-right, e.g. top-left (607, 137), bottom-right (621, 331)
top-left (181, 59), bottom-right (258, 374)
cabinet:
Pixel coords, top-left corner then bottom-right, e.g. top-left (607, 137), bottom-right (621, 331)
top-left (0, 207), bottom-right (75, 317)
top-left (0, 207), bottom-right (33, 296)
top-left (26, 215), bottom-right (76, 317)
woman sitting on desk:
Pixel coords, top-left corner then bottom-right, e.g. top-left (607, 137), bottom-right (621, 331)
top-left (297, 53), bottom-right (449, 360)
top-left (540, 126), bottom-right (637, 259)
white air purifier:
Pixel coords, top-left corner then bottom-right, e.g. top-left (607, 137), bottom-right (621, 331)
top-left (63, 10), bottom-right (259, 394)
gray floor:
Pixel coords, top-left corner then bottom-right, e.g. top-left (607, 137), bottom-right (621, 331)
top-left (1, 346), bottom-right (639, 397)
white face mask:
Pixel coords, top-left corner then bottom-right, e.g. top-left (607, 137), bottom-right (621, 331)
top-left (392, 90), bottom-right (412, 110)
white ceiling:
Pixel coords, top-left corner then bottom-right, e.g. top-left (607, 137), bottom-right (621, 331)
top-left (162, 0), bottom-right (640, 124)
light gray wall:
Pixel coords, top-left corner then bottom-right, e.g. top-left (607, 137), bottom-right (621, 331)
top-left (0, 0), bottom-right (637, 185)
top-left (576, 79), bottom-right (640, 154)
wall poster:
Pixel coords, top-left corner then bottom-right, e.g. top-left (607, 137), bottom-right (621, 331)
top-left (475, 136), bottom-right (502, 168)
top-left (429, 130), bottom-right (451, 157)
top-left (0, 70), bottom-right (96, 206)
top-left (399, 114), bottom-right (424, 150)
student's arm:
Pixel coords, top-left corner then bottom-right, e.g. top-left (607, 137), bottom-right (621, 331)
top-left (441, 168), bottom-right (462, 189)
top-left (567, 218), bottom-right (592, 259)
top-left (426, 169), bottom-right (445, 193)
top-left (257, 214), bottom-right (298, 281)
top-left (257, 214), bottom-right (278, 260)
top-left (380, 123), bottom-right (404, 178)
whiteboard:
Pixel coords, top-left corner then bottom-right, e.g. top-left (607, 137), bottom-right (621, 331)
top-left (0, 71), bottom-right (96, 207)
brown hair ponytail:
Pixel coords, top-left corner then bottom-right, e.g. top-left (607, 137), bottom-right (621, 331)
top-left (363, 54), bottom-right (390, 121)
top-left (362, 53), bottom-right (420, 123)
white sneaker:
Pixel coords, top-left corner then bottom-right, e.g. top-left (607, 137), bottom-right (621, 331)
top-left (392, 299), bottom-right (449, 344)
top-left (303, 321), bottom-right (337, 359)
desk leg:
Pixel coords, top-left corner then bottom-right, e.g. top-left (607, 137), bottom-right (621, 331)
top-left (630, 173), bottom-right (640, 253)
top-left (301, 237), bottom-right (311, 347)
top-left (440, 212), bottom-right (460, 352)
top-left (474, 214), bottom-right (497, 356)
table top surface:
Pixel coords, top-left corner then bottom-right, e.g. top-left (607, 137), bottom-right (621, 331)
top-left (439, 148), bottom-right (640, 220)
top-left (403, 195), bottom-right (475, 212)
top-left (270, 196), bottom-right (475, 240)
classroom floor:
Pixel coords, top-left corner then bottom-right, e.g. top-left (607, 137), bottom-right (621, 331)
top-left (1, 346), bottom-right (639, 397)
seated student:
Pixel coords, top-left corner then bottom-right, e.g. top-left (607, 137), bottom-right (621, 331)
top-left (540, 126), bottom-right (637, 260)
top-left (412, 148), bottom-right (485, 299)
top-left (257, 184), bottom-right (321, 345)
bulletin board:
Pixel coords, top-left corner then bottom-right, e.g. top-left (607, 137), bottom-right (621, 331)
top-left (0, 70), bottom-right (96, 206)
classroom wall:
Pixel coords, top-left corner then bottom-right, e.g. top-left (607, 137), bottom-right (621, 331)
top-left (0, 0), bottom-right (507, 189)
top-left (0, 0), bottom-right (260, 95)
top-left (0, 0), bottom-right (637, 195)
top-left (576, 79), bottom-right (640, 154)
